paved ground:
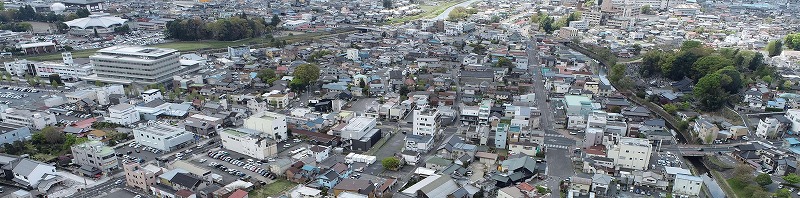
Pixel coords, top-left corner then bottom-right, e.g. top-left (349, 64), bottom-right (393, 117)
top-left (202, 148), bottom-right (272, 182)
top-left (365, 131), bottom-right (406, 174)
top-left (67, 174), bottom-right (125, 198)
top-left (99, 188), bottom-right (150, 198)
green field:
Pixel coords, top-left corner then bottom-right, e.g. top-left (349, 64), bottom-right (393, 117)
top-left (387, 0), bottom-right (466, 24)
top-left (249, 179), bottom-right (295, 197)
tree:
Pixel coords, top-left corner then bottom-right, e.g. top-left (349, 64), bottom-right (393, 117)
top-left (690, 55), bottom-right (733, 80)
top-left (270, 14), bottom-right (281, 26)
top-left (381, 157), bottom-right (400, 170)
top-left (755, 173), bottom-right (773, 186)
top-left (76, 8), bottom-right (90, 18)
top-left (786, 33), bottom-right (800, 50)
top-left (749, 52), bottom-right (764, 71)
top-left (114, 24), bottom-right (130, 33)
top-left (40, 126), bottom-right (65, 144)
top-left (733, 164), bottom-right (754, 182)
top-left (681, 40), bottom-right (703, 51)
top-left (662, 104), bottom-right (678, 115)
top-left (48, 74), bottom-right (62, 86)
top-left (25, 75), bottom-right (35, 86)
top-left (33, 76), bottom-right (41, 87)
top-left (291, 64), bottom-right (320, 89)
top-left (776, 188), bottom-right (792, 198)
top-left (382, 0), bottom-right (392, 9)
top-left (448, 7), bottom-right (470, 21)
top-left (257, 68), bottom-right (277, 84)
top-left (664, 47), bottom-right (708, 81)
top-left (640, 5), bottom-right (651, 14)
top-left (640, 51), bottom-right (670, 77)
top-left (538, 13), bottom-right (555, 34)
top-left (693, 73), bottom-right (728, 111)
top-left (631, 44), bottom-right (642, 55)
top-left (762, 75), bottom-right (774, 86)
top-left (609, 63), bottom-right (626, 83)
top-left (767, 40), bottom-right (783, 57)
top-left (495, 57), bottom-right (514, 69)
top-left (783, 173), bottom-right (800, 184)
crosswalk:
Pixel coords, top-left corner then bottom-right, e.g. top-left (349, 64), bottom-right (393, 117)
top-left (544, 134), bottom-right (566, 138)
top-left (544, 144), bottom-right (570, 149)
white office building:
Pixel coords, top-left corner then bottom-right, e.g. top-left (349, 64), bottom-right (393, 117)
top-left (3, 59), bottom-right (35, 77)
top-left (132, 123), bottom-right (194, 151)
top-left (220, 128), bottom-right (278, 160)
top-left (606, 137), bottom-right (652, 170)
top-left (86, 46), bottom-right (181, 84)
top-left (413, 108), bottom-right (440, 136)
top-left (107, 103), bottom-right (139, 125)
top-left (0, 108), bottom-right (57, 130)
top-left (672, 174), bottom-right (703, 197)
top-left (243, 111), bottom-right (288, 142)
top-left (35, 52), bottom-right (93, 81)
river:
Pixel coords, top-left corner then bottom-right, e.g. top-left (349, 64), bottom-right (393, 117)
top-left (432, 0), bottom-right (482, 20)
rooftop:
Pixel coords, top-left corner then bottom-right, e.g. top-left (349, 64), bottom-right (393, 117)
top-left (95, 45), bottom-right (177, 58)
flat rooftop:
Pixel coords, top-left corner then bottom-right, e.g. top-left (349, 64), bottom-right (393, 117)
top-left (343, 117), bottom-right (376, 131)
top-left (0, 122), bottom-right (26, 132)
top-left (95, 46), bottom-right (177, 58)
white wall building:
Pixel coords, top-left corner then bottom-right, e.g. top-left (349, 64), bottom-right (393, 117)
top-left (71, 140), bottom-right (118, 173)
top-left (787, 109), bottom-right (800, 134)
top-left (140, 89), bottom-right (163, 103)
top-left (132, 123), bottom-right (194, 151)
top-left (0, 108), bottom-right (57, 130)
top-left (606, 137), bottom-right (652, 170)
top-left (672, 174), bottom-right (703, 197)
top-left (3, 59), bottom-right (35, 77)
top-left (220, 128), bottom-right (278, 160)
top-left (413, 108), bottom-right (440, 136)
top-left (346, 48), bottom-right (360, 61)
top-left (107, 103), bottom-right (139, 125)
top-left (86, 46), bottom-right (181, 84)
top-left (35, 52), bottom-right (93, 81)
top-left (244, 111), bottom-right (288, 142)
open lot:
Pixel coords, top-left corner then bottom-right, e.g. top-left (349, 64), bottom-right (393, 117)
top-left (248, 179), bottom-right (294, 197)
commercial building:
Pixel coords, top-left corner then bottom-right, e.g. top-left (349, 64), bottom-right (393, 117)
top-left (413, 108), bottom-right (440, 136)
top-left (220, 128), bottom-right (278, 160)
top-left (0, 108), bottom-right (57, 130)
top-left (3, 59), bottom-right (36, 77)
top-left (63, 13), bottom-right (127, 35)
top-left (606, 137), bottom-right (652, 170)
top-left (672, 174), bottom-right (703, 197)
top-left (133, 123), bottom-right (195, 151)
top-left (106, 103), bottom-right (139, 125)
top-left (0, 123), bottom-right (31, 145)
top-left (339, 117), bottom-right (382, 151)
top-left (564, 95), bottom-right (593, 117)
top-left (71, 141), bottom-right (118, 174)
top-left (34, 52), bottom-right (93, 81)
top-left (124, 161), bottom-right (164, 193)
top-left (86, 46), bottom-right (181, 84)
top-left (244, 111), bottom-right (288, 142)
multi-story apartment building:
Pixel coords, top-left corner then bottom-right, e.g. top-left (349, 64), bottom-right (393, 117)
top-left (71, 141), bottom-right (118, 173)
top-left (478, 100), bottom-right (493, 126)
top-left (244, 111), bottom-right (288, 142)
top-left (0, 108), bottom-right (57, 130)
top-left (496, 123), bottom-right (509, 149)
top-left (86, 46), bottom-right (181, 84)
top-left (413, 108), bottom-right (440, 137)
top-left (220, 128), bottom-right (278, 160)
top-left (132, 123), bottom-right (194, 151)
top-left (124, 161), bottom-right (164, 193)
top-left (606, 137), bottom-right (652, 170)
top-left (106, 103), bottom-right (139, 125)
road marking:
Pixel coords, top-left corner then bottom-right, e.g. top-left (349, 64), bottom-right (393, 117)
top-left (545, 134), bottom-right (566, 138)
top-left (544, 144), bottom-right (569, 149)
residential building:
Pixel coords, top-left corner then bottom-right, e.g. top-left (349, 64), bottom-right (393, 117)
top-left (495, 123), bottom-right (509, 149)
top-left (693, 118), bottom-right (719, 144)
top-left (141, 89), bottom-right (163, 103)
top-left (0, 123), bottom-right (31, 145)
top-left (564, 95), bottom-right (593, 117)
top-left (413, 108), bottom-right (441, 136)
top-left (498, 186), bottom-right (525, 198)
top-left (333, 179), bottom-right (376, 198)
top-left (4, 158), bottom-right (61, 192)
top-left (787, 109), bottom-right (800, 134)
top-left (569, 176), bottom-right (592, 195)
top-left (86, 46), bottom-right (182, 84)
top-left (71, 141), bottom-right (118, 174)
top-left (0, 108), bottom-right (57, 130)
top-left (508, 140), bottom-right (539, 156)
top-left (606, 137), bottom-right (653, 170)
top-left (243, 111), bottom-right (288, 141)
top-left (592, 174), bottom-right (613, 195)
top-left (339, 117), bottom-right (382, 151)
top-left (184, 114), bottom-right (223, 137)
top-left (757, 117), bottom-right (782, 139)
top-left (220, 128), bottom-right (278, 160)
top-left (478, 100), bottom-right (493, 125)
top-left (672, 174), bottom-right (703, 197)
top-left (309, 145), bottom-right (330, 162)
top-left (266, 93), bottom-right (289, 109)
top-left (124, 162), bottom-right (164, 193)
top-left (132, 123), bottom-right (195, 151)
top-left (106, 103), bottom-right (139, 125)
top-left (404, 134), bottom-right (434, 153)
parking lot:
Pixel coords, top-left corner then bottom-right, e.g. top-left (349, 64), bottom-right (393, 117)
top-left (200, 148), bottom-right (276, 183)
top-left (0, 85), bottom-right (51, 108)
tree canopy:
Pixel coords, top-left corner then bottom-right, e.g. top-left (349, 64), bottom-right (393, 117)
top-left (381, 157), bottom-right (400, 170)
top-left (755, 173), bottom-right (772, 186)
top-left (257, 68), bottom-right (278, 84)
top-left (291, 64), bottom-right (320, 88)
top-left (76, 8), bottom-right (90, 18)
top-left (767, 40), bottom-right (783, 57)
top-left (693, 73), bottom-right (728, 111)
top-left (166, 16), bottom-right (274, 41)
top-left (786, 33), bottom-right (800, 50)
top-left (691, 55), bottom-right (733, 80)
top-left (494, 57), bottom-right (514, 69)
top-left (783, 173), bottom-right (800, 184)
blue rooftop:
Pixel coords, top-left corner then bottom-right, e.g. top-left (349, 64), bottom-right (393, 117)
top-left (787, 138), bottom-right (800, 145)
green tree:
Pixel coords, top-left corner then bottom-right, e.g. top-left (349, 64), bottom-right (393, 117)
top-left (690, 55), bottom-right (733, 80)
top-left (270, 14), bottom-right (281, 26)
top-left (755, 173), bottom-right (773, 186)
top-left (640, 5), bottom-right (651, 14)
top-left (749, 52), bottom-right (764, 71)
top-left (257, 68), bottom-right (277, 84)
top-left (662, 104), bottom-right (679, 115)
top-left (693, 73), bottom-right (728, 111)
top-left (381, 157), bottom-right (401, 170)
top-left (538, 13), bottom-right (555, 34)
top-left (762, 75), bottom-right (774, 86)
top-left (776, 188), bottom-right (792, 198)
top-left (767, 40), bottom-right (783, 57)
top-left (448, 7), bottom-right (470, 21)
top-left (495, 57), bottom-right (514, 68)
top-left (40, 126), bottom-right (65, 144)
top-left (382, 0), bottom-right (392, 9)
top-left (291, 64), bottom-right (320, 88)
top-left (76, 8), bottom-right (90, 18)
top-left (680, 40), bottom-right (703, 51)
top-left (715, 66), bottom-right (743, 93)
top-left (786, 33), bottom-right (800, 50)
top-left (609, 63), bottom-right (626, 83)
top-left (664, 47), bottom-right (709, 81)
top-left (640, 51), bottom-right (671, 77)
top-left (783, 173), bottom-right (800, 184)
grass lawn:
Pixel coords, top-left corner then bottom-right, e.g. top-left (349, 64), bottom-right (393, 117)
top-left (387, 0), bottom-right (466, 24)
top-left (249, 179), bottom-right (295, 197)
top-left (726, 177), bottom-right (747, 198)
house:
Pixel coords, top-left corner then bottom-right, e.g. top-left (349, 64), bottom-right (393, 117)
top-left (332, 179), bottom-right (375, 198)
top-left (404, 134), bottom-right (434, 153)
top-left (569, 176), bottom-right (592, 195)
top-left (316, 162), bottom-right (352, 189)
top-left (3, 158), bottom-right (62, 192)
top-left (475, 152), bottom-right (498, 167)
top-left (498, 186), bottom-right (525, 198)
top-left (308, 145), bottom-right (330, 162)
top-left (592, 173), bottom-right (613, 195)
top-left (400, 175), bottom-right (468, 198)
top-left (499, 155), bottom-right (537, 175)
top-left (694, 118), bottom-right (719, 144)
top-left (425, 157), bottom-right (453, 171)
top-left (436, 136), bottom-right (477, 160)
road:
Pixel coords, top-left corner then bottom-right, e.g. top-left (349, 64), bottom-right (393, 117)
top-left (527, 39), bottom-right (577, 192)
top-left (432, 0), bottom-right (482, 20)
top-left (68, 175), bottom-right (125, 198)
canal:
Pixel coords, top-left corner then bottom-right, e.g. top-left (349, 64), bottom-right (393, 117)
top-left (684, 156), bottom-right (726, 198)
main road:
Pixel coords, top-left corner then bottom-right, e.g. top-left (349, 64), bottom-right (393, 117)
top-left (432, 0), bottom-right (482, 20)
top-left (527, 40), bottom-right (577, 193)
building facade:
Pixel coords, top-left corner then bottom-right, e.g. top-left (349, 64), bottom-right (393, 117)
top-left (413, 108), bottom-right (440, 136)
top-left (243, 111), bottom-right (288, 142)
top-left (71, 141), bottom-right (118, 173)
top-left (124, 162), bottom-right (164, 193)
top-left (0, 108), bottom-right (57, 130)
top-left (107, 103), bottom-right (140, 125)
top-left (88, 46), bottom-right (181, 84)
top-left (133, 123), bottom-right (195, 151)
top-left (220, 128), bottom-right (278, 160)
top-left (606, 137), bottom-right (652, 170)
top-left (0, 123), bottom-right (31, 145)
